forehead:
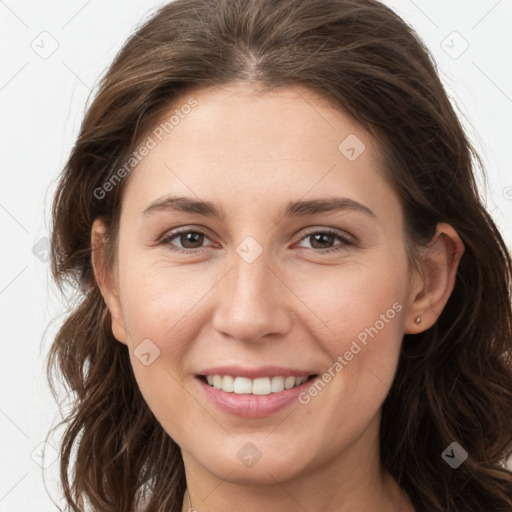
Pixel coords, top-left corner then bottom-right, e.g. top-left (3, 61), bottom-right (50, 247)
top-left (123, 82), bottom-right (397, 220)
top-left (158, 82), bottom-right (373, 161)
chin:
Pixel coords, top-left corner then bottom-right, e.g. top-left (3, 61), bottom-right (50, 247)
top-left (185, 440), bottom-right (312, 484)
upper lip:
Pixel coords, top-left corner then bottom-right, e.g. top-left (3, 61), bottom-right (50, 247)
top-left (197, 365), bottom-right (317, 379)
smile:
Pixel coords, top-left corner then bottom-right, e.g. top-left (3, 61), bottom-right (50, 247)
top-left (204, 375), bottom-right (311, 395)
top-left (196, 368), bottom-right (319, 418)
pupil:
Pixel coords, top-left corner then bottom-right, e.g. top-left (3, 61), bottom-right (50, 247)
top-left (312, 233), bottom-right (333, 249)
top-left (182, 232), bottom-right (203, 248)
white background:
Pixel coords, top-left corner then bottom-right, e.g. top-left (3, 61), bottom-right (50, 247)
top-left (0, 0), bottom-right (511, 510)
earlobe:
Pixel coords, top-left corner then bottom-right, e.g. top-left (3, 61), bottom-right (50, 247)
top-left (405, 223), bottom-right (465, 334)
top-left (91, 219), bottom-right (128, 345)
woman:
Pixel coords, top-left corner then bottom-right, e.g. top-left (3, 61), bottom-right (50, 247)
top-left (47, 0), bottom-right (512, 511)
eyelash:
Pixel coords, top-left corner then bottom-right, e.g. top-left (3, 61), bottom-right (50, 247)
top-left (159, 227), bottom-right (354, 255)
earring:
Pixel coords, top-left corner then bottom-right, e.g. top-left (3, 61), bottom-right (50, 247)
top-left (414, 316), bottom-right (422, 325)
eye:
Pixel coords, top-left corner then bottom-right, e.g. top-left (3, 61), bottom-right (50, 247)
top-left (296, 228), bottom-right (354, 253)
top-left (159, 227), bottom-right (354, 254)
top-left (160, 228), bottom-right (213, 253)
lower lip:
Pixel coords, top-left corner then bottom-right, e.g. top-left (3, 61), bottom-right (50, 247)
top-left (197, 377), bottom-right (314, 418)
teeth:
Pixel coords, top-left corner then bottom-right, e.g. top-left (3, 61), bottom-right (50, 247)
top-left (271, 376), bottom-right (284, 392)
top-left (252, 377), bottom-right (271, 395)
top-left (205, 375), bottom-right (308, 395)
top-left (233, 377), bottom-right (252, 394)
top-left (222, 375), bottom-right (234, 392)
top-left (284, 376), bottom-right (296, 389)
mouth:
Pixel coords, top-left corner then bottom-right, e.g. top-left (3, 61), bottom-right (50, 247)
top-left (195, 369), bottom-right (319, 418)
top-left (199, 374), bottom-right (318, 395)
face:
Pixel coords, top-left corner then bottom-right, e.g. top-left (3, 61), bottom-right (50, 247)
top-left (98, 82), bottom-right (419, 485)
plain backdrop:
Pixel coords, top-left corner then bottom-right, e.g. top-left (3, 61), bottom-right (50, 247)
top-left (0, 0), bottom-right (511, 510)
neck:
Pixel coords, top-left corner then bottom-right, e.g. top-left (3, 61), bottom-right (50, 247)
top-left (180, 416), bottom-right (414, 512)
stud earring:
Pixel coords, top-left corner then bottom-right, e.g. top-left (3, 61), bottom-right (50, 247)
top-left (414, 316), bottom-right (422, 325)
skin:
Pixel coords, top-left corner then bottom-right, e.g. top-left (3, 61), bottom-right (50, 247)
top-left (92, 82), bottom-right (464, 512)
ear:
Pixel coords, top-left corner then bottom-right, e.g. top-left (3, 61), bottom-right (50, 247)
top-left (405, 223), bottom-right (465, 334)
top-left (91, 218), bottom-right (128, 345)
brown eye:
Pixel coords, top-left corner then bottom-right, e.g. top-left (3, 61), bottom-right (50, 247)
top-left (178, 231), bottom-right (205, 249)
top-left (297, 228), bottom-right (353, 253)
top-left (308, 233), bottom-right (336, 249)
top-left (160, 229), bottom-right (211, 253)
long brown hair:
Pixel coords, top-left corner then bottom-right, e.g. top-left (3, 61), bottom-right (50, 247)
top-left (47, 0), bottom-right (512, 510)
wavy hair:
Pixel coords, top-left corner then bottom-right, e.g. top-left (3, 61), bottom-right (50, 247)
top-left (47, 0), bottom-right (512, 510)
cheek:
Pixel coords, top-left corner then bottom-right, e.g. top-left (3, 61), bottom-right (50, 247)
top-left (116, 256), bottom-right (232, 434)
top-left (293, 253), bottom-right (408, 354)
top-left (290, 252), bottom-right (408, 422)
top-left (118, 254), bottom-right (216, 342)
top-left (117, 262), bottom-right (204, 440)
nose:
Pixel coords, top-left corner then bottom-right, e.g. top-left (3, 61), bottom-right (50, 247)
top-left (212, 251), bottom-right (293, 343)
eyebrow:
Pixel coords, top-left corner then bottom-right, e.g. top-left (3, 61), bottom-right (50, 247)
top-left (142, 195), bottom-right (376, 219)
